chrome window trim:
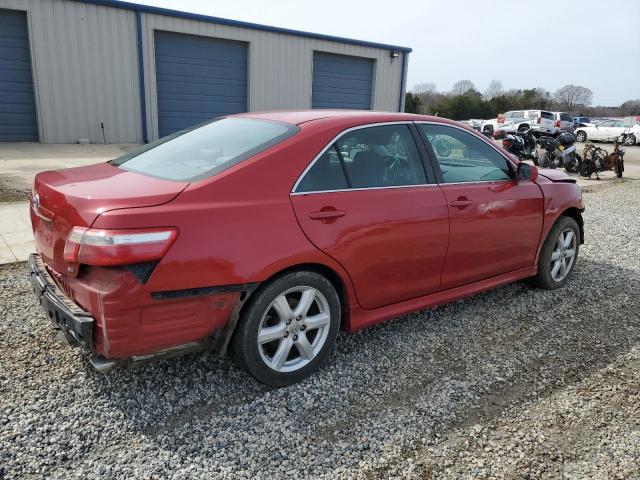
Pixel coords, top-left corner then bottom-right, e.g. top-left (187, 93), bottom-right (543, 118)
top-left (290, 183), bottom-right (439, 196)
top-left (291, 121), bottom-right (419, 194)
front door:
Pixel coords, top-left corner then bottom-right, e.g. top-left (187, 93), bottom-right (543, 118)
top-left (290, 124), bottom-right (449, 310)
top-left (416, 123), bottom-right (544, 289)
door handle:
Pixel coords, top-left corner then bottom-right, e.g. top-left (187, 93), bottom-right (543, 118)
top-left (449, 200), bottom-right (473, 208)
top-left (309, 210), bottom-right (347, 220)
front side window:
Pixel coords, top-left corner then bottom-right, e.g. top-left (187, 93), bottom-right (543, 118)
top-left (418, 124), bottom-right (513, 183)
top-left (111, 118), bottom-right (299, 182)
top-left (295, 124), bottom-right (426, 192)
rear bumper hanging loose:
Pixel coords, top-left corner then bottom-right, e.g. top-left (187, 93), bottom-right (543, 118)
top-left (28, 254), bottom-right (94, 348)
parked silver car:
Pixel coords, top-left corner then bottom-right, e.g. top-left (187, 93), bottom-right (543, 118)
top-left (553, 112), bottom-right (575, 134)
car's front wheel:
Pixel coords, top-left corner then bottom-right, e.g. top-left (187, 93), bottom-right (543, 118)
top-left (232, 271), bottom-right (341, 386)
top-left (624, 134), bottom-right (636, 146)
top-left (531, 216), bottom-right (580, 289)
top-left (576, 130), bottom-right (587, 142)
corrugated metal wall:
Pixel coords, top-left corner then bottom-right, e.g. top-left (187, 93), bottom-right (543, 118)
top-left (0, 0), bottom-right (405, 143)
top-left (141, 12), bottom-right (404, 140)
top-left (0, 0), bottom-right (142, 143)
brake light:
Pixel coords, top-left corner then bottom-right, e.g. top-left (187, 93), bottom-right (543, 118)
top-left (502, 139), bottom-right (511, 148)
top-left (536, 117), bottom-right (541, 124)
top-left (63, 227), bottom-right (178, 266)
top-left (555, 120), bottom-right (561, 127)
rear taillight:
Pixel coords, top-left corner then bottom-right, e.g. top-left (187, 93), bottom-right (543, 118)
top-left (536, 117), bottom-right (541, 124)
top-left (502, 139), bottom-right (511, 148)
top-left (555, 120), bottom-right (561, 127)
top-left (63, 227), bottom-right (178, 266)
top-left (497, 114), bottom-right (505, 124)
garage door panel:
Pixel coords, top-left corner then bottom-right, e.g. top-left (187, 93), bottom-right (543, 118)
top-left (0, 8), bottom-right (38, 142)
top-left (155, 30), bottom-right (247, 137)
top-left (312, 52), bottom-right (373, 110)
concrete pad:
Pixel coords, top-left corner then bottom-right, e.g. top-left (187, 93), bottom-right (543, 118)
top-left (0, 143), bottom-right (140, 194)
top-left (0, 202), bottom-right (33, 264)
top-left (0, 234), bottom-right (18, 264)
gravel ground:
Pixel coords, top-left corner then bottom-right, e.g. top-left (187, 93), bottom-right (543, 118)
top-left (1, 179), bottom-right (639, 479)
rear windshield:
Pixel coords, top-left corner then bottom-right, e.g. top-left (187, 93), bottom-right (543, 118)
top-left (540, 111), bottom-right (554, 120)
top-left (560, 113), bottom-right (573, 121)
top-left (110, 118), bottom-right (299, 181)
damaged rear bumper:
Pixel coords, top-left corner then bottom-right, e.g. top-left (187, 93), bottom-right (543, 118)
top-left (28, 253), bottom-right (94, 348)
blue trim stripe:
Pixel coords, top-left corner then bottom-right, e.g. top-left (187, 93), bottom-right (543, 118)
top-left (135, 11), bottom-right (148, 143)
top-left (73, 0), bottom-right (412, 53)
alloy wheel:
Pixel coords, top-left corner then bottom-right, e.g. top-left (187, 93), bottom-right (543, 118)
top-left (257, 286), bottom-right (331, 372)
top-left (550, 228), bottom-right (577, 282)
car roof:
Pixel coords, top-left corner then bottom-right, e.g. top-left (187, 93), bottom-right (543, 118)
top-left (232, 110), bottom-right (452, 126)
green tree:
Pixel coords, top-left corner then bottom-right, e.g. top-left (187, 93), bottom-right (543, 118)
top-left (404, 92), bottom-right (421, 113)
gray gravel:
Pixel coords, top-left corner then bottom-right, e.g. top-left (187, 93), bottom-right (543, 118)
top-left (1, 179), bottom-right (639, 479)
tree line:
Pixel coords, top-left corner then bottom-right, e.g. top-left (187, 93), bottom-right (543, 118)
top-left (404, 80), bottom-right (640, 120)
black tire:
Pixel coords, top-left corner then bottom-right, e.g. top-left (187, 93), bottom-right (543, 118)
top-left (575, 130), bottom-right (587, 142)
top-left (624, 134), bottom-right (636, 146)
top-left (531, 216), bottom-right (580, 290)
top-left (231, 271), bottom-right (341, 386)
top-left (483, 125), bottom-right (494, 137)
top-left (564, 153), bottom-right (580, 174)
top-left (539, 152), bottom-right (554, 168)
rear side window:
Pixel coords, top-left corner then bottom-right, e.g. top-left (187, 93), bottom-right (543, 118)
top-left (295, 124), bottom-right (427, 192)
top-left (541, 111), bottom-right (554, 120)
top-left (560, 113), bottom-right (573, 121)
top-left (526, 111), bottom-right (539, 119)
top-left (111, 118), bottom-right (299, 182)
top-left (296, 147), bottom-right (348, 193)
top-left (507, 111), bottom-right (524, 119)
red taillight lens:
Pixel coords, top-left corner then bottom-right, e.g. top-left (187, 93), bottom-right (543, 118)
top-left (555, 120), bottom-right (561, 127)
top-left (536, 117), bottom-right (541, 124)
top-left (497, 114), bottom-right (505, 124)
top-left (63, 227), bottom-right (178, 266)
top-left (502, 139), bottom-right (512, 148)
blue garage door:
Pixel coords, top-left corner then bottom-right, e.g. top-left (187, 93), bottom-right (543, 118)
top-left (312, 52), bottom-right (373, 110)
top-left (0, 9), bottom-right (38, 142)
top-left (154, 31), bottom-right (247, 138)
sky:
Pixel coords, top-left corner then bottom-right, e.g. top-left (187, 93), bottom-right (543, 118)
top-left (129, 0), bottom-right (639, 106)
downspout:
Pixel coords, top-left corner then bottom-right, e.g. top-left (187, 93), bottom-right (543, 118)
top-left (397, 51), bottom-right (409, 113)
top-left (135, 11), bottom-right (148, 143)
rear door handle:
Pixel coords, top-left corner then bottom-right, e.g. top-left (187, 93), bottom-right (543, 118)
top-left (449, 200), bottom-right (473, 208)
top-left (309, 210), bottom-right (347, 220)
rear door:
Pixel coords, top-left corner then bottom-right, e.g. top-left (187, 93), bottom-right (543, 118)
top-left (416, 122), bottom-right (544, 289)
top-left (290, 123), bottom-right (449, 310)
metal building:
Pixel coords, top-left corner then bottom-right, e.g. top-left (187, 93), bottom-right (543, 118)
top-left (0, 0), bottom-right (411, 144)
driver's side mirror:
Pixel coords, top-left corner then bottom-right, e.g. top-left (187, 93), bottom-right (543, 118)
top-left (517, 162), bottom-right (538, 182)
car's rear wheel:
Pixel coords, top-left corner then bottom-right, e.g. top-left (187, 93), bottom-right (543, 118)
top-left (232, 271), bottom-right (340, 386)
top-left (531, 216), bottom-right (580, 289)
top-left (624, 134), bottom-right (636, 146)
top-left (576, 130), bottom-right (587, 142)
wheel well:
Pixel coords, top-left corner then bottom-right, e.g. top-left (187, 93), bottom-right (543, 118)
top-left (561, 207), bottom-right (584, 244)
top-left (253, 263), bottom-right (350, 330)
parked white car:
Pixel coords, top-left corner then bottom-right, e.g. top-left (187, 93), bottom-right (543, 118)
top-left (575, 120), bottom-right (639, 145)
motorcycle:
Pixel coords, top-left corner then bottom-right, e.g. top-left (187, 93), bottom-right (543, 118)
top-left (537, 132), bottom-right (580, 173)
top-left (580, 133), bottom-right (626, 179)
top-left (493, 126), bottom-right (539, 164)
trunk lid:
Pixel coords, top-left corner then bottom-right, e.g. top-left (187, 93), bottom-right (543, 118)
top-left (31, 162), bottom-right (188, 274)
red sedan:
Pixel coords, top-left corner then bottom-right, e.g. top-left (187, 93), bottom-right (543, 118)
top-left (29, 111), bottom-right (584, 385)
